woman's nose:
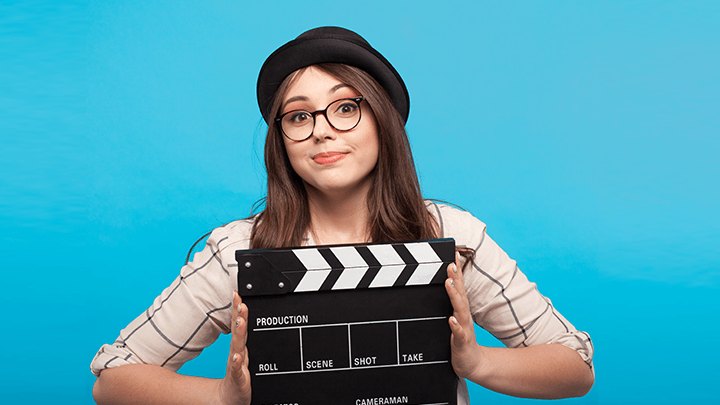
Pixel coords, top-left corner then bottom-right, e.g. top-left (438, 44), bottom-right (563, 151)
top-left (312, 113), bottom-right (337, 141)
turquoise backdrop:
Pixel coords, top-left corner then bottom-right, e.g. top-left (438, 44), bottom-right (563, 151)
top-left (1, 1), bottom-right (718, 404)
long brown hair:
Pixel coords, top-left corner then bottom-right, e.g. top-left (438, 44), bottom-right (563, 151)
top-left (250, 63), bottom-right (474, 269)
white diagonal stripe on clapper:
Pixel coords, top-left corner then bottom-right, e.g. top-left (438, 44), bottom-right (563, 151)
top-left (405, 242), bottom-right (443, 285)
top-left (369, 264), bottom-right (405, 287)
top-left (293, 249), bottom-right (332, 292)
top-left (330, 246), bottom-right (368, 290)
top-left (367, 244), bottom-right (405, 265)
top-left (367, 244), bottom-right (405, 287)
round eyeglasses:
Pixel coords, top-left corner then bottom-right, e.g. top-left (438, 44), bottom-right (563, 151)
top-left (275, 96), bottom-right (364, 142)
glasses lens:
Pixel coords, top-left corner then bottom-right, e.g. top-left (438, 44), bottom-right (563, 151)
top-left (327, 98), bottom-right (361, 131)
top-left (281, 110), bottom-right (314, 141)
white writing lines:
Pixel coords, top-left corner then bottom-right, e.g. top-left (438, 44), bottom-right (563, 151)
top-left (255, 360), bottom-right (450, 376)
top-left (252, 316), bottom-right (447, 332)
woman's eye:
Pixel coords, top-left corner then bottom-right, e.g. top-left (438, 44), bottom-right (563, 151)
top-left (288, 111), bottom-right (311, 124)
top-left (335, 102), bottom-right (358, 115)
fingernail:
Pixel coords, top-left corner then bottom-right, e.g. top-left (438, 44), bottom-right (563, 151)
top-left (450, 279), bottom-right (455, 287)
top-left (452, 263), bottom-right (458, 274)
top-left (237, 303), bottom-right (242, 313)
top-left (232, 353), bottom-right (238, 362)
top-left (235, 317), bottom-right (240, 328)
top-left (451, 316), bottom-right (458, 325)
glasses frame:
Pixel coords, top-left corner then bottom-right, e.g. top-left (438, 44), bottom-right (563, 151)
top-left (275, 96), bottom-right (365, 142)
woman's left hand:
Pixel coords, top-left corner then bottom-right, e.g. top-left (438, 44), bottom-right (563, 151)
top-left (445, 252), bottom-right (485, 379)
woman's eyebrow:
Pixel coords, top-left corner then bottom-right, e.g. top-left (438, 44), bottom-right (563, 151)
top-left (282, 84), bottom-right (351, 111)
top-left (282, 95), bottom-right (308, 110)
top-left (328, 83), bottom-right (350, 94)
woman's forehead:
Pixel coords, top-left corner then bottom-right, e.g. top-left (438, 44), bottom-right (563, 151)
top-left (283, 67), bottom-right (354, 102)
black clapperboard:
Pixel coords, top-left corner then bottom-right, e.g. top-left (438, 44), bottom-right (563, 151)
top-left (236, 238), bottom-right (457, 405)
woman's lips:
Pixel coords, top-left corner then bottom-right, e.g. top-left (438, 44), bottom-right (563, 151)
top-left (312, 152), bottom-right (348, 165)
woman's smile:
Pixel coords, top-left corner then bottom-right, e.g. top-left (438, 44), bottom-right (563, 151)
top-left (312, 151), bottom-right (349, 165)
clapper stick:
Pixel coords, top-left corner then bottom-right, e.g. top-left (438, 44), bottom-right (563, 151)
top-left (236, 238), bottom-right (457, 405)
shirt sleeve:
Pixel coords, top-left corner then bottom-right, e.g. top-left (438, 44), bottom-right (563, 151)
top-left (430, 202), bottom-right (594, 370)
top-left (90, 221), bottom-right (252, 376)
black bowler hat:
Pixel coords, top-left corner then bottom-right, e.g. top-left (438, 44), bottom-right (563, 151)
top-left (256, 26), bottom-right (410, 124)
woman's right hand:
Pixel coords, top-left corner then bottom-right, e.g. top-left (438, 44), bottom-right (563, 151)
top-left (217, 290), bottom-right (252, 405)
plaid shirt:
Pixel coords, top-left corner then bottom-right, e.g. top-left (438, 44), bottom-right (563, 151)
top-left (91, 203), bottom-right (594, 403)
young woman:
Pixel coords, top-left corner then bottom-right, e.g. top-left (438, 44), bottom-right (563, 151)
top-left (91, 27), bottom-right (594, 404)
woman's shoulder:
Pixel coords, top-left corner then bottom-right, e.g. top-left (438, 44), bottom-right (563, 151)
top-left (199, 216), bottom-right (257, 255)
top-left (181, 216), bottom-right (258, 286)
top-left (213, 216), bottom-right (256, 237)
top-left (425, 200), bottom-right (487, 244)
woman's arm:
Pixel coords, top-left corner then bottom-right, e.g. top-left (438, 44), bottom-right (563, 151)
top-left (93, 292), bottom-right (252, 405)
top-left (93, 364), bottom-right (224, 405)
top-left (445, 257), bottom-right (594, 399)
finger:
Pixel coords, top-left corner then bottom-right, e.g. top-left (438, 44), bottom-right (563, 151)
top-left (231, 351), bottom-right (242, 373)
top-left (242, 346), bottom-right (250, 368)
top-left (230, 332), bottom-right (248, 378)
top-left (231, 304), bottom-right (249, 350)
top-left (445, 276), bottom-right (472, 326)
top-left (445, 273), bottom-right (469, 309)
top-left (446, 253), bottom-right (457, 278)
top-left (231, 346), bottom-right (248, 371)
top-left (449, 252), bottom-right (468, 291)
top-left (232, 291), bottom-right (249, 337)
top-left (238, 348), bottom-right (251, 378)
top-left (229, 350), bottom-right (251, 398)
top-left (232, 291), bottom-right (241, 333)
top-left (229, 292), bottom-right (250, 369)
top-left (446, 255), bottom-right (463, 293)
top-left (448, 253), bottom-right (470, 304)
top-left (237, 348), bottom-right (252, 391)
top-left (448, 316), bottom-right (467, 346)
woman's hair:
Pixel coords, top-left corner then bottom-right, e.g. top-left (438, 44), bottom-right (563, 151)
top-left (250, 63), bottom-right (475, 270)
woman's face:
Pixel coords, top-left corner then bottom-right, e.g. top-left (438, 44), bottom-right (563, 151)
top-left (281, 66), bottom-right (379, 198)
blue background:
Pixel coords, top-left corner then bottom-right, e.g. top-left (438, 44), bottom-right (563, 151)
top-left (1, 1), bottom-right (718, 404)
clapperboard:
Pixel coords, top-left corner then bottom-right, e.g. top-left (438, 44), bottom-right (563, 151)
top-left (236, 238), bottom-right (457, 405)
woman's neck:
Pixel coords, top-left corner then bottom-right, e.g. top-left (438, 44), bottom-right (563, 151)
top-left (305, 184), bottom-right (371, 246)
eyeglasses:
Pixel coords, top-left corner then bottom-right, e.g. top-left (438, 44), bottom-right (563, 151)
top-left (275, 96), bottom-right (364, 142)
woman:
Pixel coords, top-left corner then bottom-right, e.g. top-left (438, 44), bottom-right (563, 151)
top-left (91, 27), bottom-right (594, 404)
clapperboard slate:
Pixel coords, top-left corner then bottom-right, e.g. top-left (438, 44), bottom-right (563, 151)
top-left (235, 238), bottom-right (457, 405)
